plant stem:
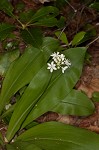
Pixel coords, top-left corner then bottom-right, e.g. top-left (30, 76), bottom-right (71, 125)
top-left (86, 36), bottom-right (99, 47)
top-left (65, 0), bottom-right (77, 13)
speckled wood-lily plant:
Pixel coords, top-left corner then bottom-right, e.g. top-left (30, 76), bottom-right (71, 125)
top-left (0, 0), bottom-right (99, 150)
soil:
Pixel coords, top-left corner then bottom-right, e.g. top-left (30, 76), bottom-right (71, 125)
top-left (0, 0), bottom-right (99, 147)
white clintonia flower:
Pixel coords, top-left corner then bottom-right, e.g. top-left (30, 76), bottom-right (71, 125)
top-left (60, 54), bottom-right (65, 61)
top-left (47, 61), bottom-right (57, 72)
top-left (64, 59), bottom-right (71, 67)
top-left (51, 52), bottom-right (60, 58)
top-left (5, 104), bottom-right (11, 110)
top-left (62, 66), bottom-right (68, 73)
top-left (51, 52), bottom-right (60, 63)
top-left (47, 52), bottom-right (71, 73)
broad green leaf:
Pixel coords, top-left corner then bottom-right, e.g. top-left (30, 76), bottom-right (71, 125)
top-left (22, 47), bottom-right (94, 128)
top-left (52, 89), bottom-right (94, 116)
top-left (26, 6), bottom-right (59, 25)
top-left (21, 28), bottom-right (43, 48)
top-left (25, 121), bottom-right (39, 130)
top-left (6, 66), bottom-right (51, 141)
top-left (33, 17), bottom-right (58, 27)
top-left (5, 47), bottom-right (89, 141)
top-left (14, 122), bottom-right (99, 150)
top-left (0, 23), bottom-right (15, 41)
top-left (72, 32), bottom-right (86, 46)
top-left (0, 46), bottom-right (40, 114)
top-left (6, 141), bottom-right (41, 150)
top-left (55, 31), bottom-right (69, 45)
top-left (0, 0), bottom-right (14, 17)
top-left (0, 37), bottom-right (59, 115)
top-left (89, 2), bottom-right (99, 11)
top-left (19, 10), bottom-right (35, 23)
top-left (0, 50), bottom-right (20, 76)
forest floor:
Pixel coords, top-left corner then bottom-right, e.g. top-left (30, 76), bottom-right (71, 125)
top-left (0, 0), bottom-right (99, 145)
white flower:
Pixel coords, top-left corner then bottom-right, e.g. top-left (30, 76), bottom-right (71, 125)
top-left (64, 59), bottom-right (71, 67)
top-left (47, 61), bottom-right (57, 73)
top-left (47, 51), bottom-right (71, 73)
top-left (51, 52), bottom-right (66, 63)
top-left (61, 66), bottom-right (68, 73)
top-left (60, 54), bottom-right (65, 61)
top-left (51, 52), bottom-right (60, 58)
top-left (51, 52), bottom-right (60, 63)
top-left (5, 104), bottom-right (11, 110)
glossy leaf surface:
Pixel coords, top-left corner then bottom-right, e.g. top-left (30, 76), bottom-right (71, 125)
top-left (19, 10), bottom-right (35, 23)
top-left (0, 50), bottom-right (20, 76)
top-left (52, 89), bottom-right (94, 116)
top-left (6, 66), bottom-right (51, 141)
top-left (72, 32), bottom-right (86, 46)
top-left (22, 47), bottom-right (94, 128)
top-left (6, 47), bottom-right (89, 141)
top-left (26, 6), bottom-right (59, 26)
top-left (21, 28), bottom-right (43, 48)
top-left (0, 37), bottom-right (59, 115)
top-left (6, 141), bottom-right (41, 150)
top-left (0, 23), bottom-right (15, 41)
top-left (33, 17), bottom-right (58, 27)
top-left (55, 31), bottom-right (69, 45)
top-left (9, 122), bottom-right (99, 150)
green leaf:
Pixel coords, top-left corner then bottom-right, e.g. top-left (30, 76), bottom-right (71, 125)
top-left (0, 50), bottom-right (20, 76)
top-left (19, 6), bottom-right (61, 27)
top-left (6, 47), bottom-right (87, 141)
top-left (1, 103), bottom-right (16, 119)
top-left (26, 6), bottom-right (59, 25)
top-left (55, 31), bottom-right (69, 45)
top-left (21, 28), bottom-right (43, 48)
top-left (52, 89), bottom-right (94, 116)
top-left (22, 47), bottom-right (94, 128)
top-left (33, 17), bottom-right (58, 27)
top-left (72, 32), bottom-right (86, 46)
top-left (0, 37), bottom-right (59, 115)
top-left (13, 122), bottom-right (99, 150)
top-left (0, 46), bottom-right (40, 114)
top-left (6, 66), bottom-right (51, 141)
top-left (0, 23), bottom-right (15, 41)
top-left (19, 10), bottom-right (35, 23)
top-left (5, 47), bottom-right (90, 141)
top-left (92, 92), bottom-right (99, 102)
top-left (0, 0), bottom-right (14, 17)
top-left (6, 141), bottom-right (41, 150)
top-left (89, 2), bottom-right (99, 11)
top-left (25, 121), bottom-right (39, 130)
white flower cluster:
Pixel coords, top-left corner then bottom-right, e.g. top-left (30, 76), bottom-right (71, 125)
top-left (47, 52), bottom-right (71, 73)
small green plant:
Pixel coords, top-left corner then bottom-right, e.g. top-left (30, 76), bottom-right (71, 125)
top-left (0, 0), bottom-right (99, 150)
